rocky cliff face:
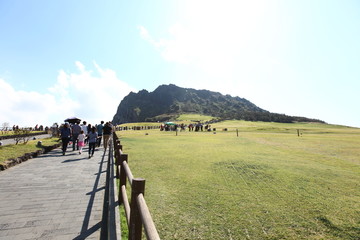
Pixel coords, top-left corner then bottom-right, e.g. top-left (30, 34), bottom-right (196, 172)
top-left (112, 84), bottom-right (267, 124)
top-left (112, 84), bottom-right (325, 125)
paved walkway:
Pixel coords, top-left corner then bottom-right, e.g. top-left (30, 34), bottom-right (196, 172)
top-left (0, 144), bottom-right (110, 240)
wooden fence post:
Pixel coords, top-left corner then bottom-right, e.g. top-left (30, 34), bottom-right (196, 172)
top-left (114, 140), bottom-right (121, 179)
top-left (115, 139), bottom-right (122, 151)
top-left (119, 154), bottom-right (128, 205)
top-left (129, 178), bottom-right (146, 240)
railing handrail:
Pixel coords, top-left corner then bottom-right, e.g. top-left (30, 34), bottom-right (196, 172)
top-left (113, 132), bottom-right (160, 240)
top-left (136, 193), bottom-right (160, 240)
top-left (123, 160), bottom-right (134, 185)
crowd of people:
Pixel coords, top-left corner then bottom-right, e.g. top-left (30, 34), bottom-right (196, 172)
top-left (0, 125), bottom-right (48, 132)
top-left (160, 123), bottom-right (212, 132)
top-left (59, 120), bottom-right (114, 158)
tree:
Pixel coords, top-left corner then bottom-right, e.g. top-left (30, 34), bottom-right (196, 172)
top-left (13, 128), bottom-right (32, 145)
top-left (1, 122), bottom-right (10, 134)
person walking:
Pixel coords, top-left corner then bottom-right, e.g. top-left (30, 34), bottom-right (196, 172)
top-left (81, 121), bottom-right (88, 144)
top-left (71, 122), bottom-right (81, 151)
top-left (96, 121), bottom-right (104, 147)
top-left (60, 122), bottom-right (72, 155)
top-left (77, 130), bottom-right (86, 154)
top-left (88, 126), bottom-right (98, 158)
top-left (87, 123), bottom-right (92, 135)
top-left (102, 122), bottom-right (112, 151)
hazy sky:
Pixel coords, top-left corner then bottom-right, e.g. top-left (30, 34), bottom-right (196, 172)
top-left (1, 0), bottom-right (359, 128)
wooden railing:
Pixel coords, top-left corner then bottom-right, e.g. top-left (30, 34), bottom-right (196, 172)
top-left (113, 133), bottom-right (160, 240)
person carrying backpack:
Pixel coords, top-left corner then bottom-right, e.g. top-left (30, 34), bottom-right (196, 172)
top-left (102, 122), bottom-right (112, 151)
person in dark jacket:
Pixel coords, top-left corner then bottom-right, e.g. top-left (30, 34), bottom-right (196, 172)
top-left (60, 122), bottom-right (72, 155)
top-left (96, 121), bottom-right (104, 147)
top-left (88, 126), bottom-right (98, 158)
top-left (102, 122), bottom-right (113, 151)
top-left (71, 122), bottom-right (81, 151)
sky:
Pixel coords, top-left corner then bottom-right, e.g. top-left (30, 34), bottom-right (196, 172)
top-left (0, 0), bottom-right (359, 128)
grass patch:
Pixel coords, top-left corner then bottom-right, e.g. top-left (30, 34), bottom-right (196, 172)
top-left (118, 122), bottom-right (160, 128)
top-left (116, 121), bottom-right (360, 239)
top-left (175, 113), bottom-right (218, 122)
top-left (0, 130), bottom-right (45, 137)
top-left (0, 137), bottom-right (60, 164)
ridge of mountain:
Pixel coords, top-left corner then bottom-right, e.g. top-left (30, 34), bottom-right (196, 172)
top-left (112, 84), bottom-right (324, 124)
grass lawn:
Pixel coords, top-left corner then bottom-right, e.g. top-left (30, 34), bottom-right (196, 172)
top-left (116, 114), bottom-right (217, 129)
top-left (0, 137), bottom-right (60, 164)
top-left (116, 120), bottom-right (360, 239)
top-left (0, 130), bottom-right (45, 137)
top-left (175, 113), bottom-right (218, 122)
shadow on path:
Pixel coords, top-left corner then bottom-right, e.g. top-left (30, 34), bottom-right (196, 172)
top-left (73, 149), bottom-right (107, 240)
top-left (62, 158), bottom-right (89, 163)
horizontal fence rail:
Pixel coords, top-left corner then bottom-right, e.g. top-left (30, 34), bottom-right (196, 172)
top-left (113, 132), bottom-right (160, 240)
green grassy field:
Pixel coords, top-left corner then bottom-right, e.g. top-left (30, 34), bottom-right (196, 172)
top-left (117, 120), bottom-right (360, 239)
top-left (175, 113), bottom-right (218, 122)
top-left (0, 137), bottom-right (60, 164)
top-left (0, 130), bottom-right (45, 137)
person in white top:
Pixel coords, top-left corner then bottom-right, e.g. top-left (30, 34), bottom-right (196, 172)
top-left (81, 121), bottom-right (88, 144)
top-left (77, 130), bottom-right (86, 154)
